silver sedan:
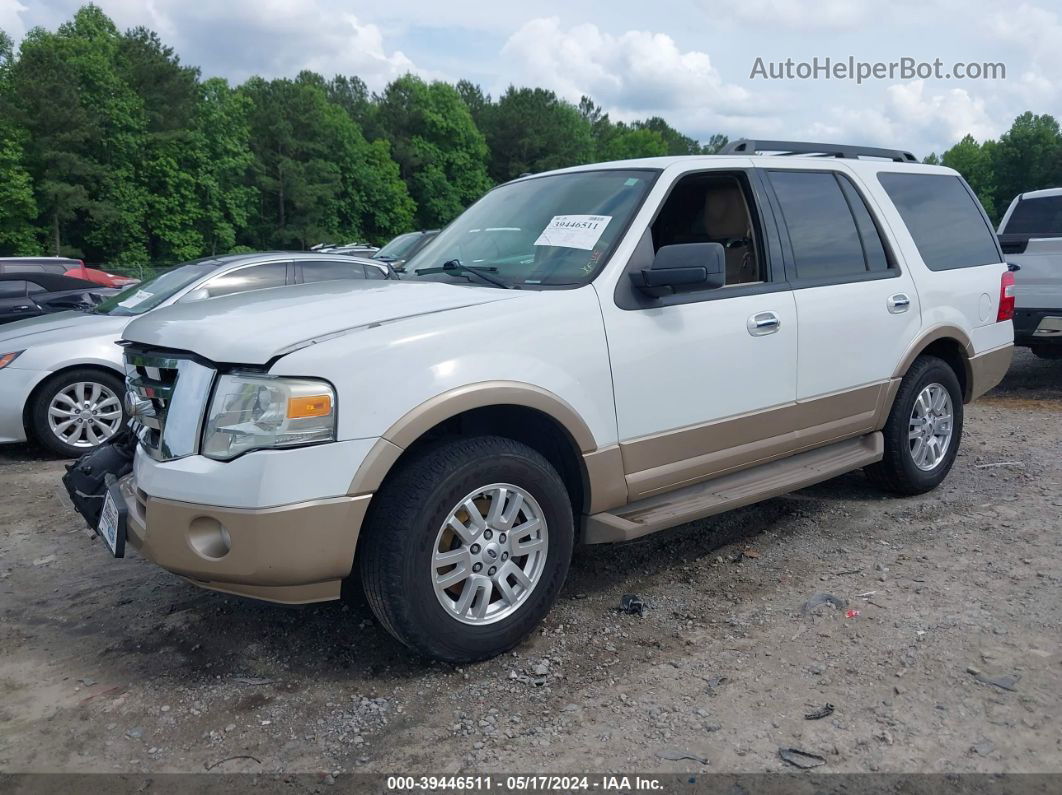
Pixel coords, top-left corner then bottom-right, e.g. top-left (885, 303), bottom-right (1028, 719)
top-left (0, 252), bottom-right (389, 457)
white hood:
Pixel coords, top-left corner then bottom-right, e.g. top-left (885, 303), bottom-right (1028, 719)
top-left (122, 279), bottom-right (521, 364)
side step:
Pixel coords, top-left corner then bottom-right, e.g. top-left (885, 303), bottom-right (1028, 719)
top-left (583, 433), bottom-right (883, 544)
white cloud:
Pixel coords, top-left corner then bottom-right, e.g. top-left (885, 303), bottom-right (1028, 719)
top-left (0, 0), bottom-right (28, 41)
top-left (501, 17), bottom-right (756, 117)
top-left (808, 80), bottom-right (1002, 155)
top-left (698, 0), bottom-right (875, 31)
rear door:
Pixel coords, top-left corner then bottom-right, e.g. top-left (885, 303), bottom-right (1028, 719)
top-left (761, 167), bottom-right (921, 417)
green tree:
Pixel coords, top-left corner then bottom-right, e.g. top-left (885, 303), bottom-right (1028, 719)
top-left (922, 152), bottom-right (941, 165)
top-left (633, 117), bottom-right (702, 155)
top-left (192, 78), bottom-right (256, 255)
top-left (480, 86), bottom-right (593, 182)
top-left (0, 31), bottom-right (39, 254)
top-left (241, 75), bottom-right (412, 248)
top-left (990, 112), bottom-right (1062, 214)
top-left (376, 75), bottom-right (492, 227)
top-left (940, 134), bottom-right (997, 218)
top-left (6, 5), bottom-right (148, 262)
top-left (597, 123), bottom-right (668, 161)
top-left (117, 25), bottom-right (203, 261)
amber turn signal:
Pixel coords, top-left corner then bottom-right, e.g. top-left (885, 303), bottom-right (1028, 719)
top-left (287, 394), bottom-right (332, 419)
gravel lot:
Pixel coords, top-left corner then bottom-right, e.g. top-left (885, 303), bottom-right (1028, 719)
top-left (0, 349), bottom-right (1059, 776)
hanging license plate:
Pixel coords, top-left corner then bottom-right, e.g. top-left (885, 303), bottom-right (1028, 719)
top-left (97, 479), bottom-right (128, 558)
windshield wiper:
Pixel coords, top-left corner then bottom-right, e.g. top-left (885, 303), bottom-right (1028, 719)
top-left (415, 259), bottom-right (514, 289)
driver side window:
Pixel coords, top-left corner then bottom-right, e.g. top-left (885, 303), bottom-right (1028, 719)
top-left (651, 173), bottom-right (764, 287)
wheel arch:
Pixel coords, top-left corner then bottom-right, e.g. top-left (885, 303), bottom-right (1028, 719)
top-left (892, 326), bottom-right (974, 403)
top-left (347, 382), bottom-right (625, 519)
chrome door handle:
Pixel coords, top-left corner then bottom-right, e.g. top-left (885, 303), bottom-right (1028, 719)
top-left (887, 293), bottom-right (911, 314)
top-left (747, 311), bottom-right (781, 336)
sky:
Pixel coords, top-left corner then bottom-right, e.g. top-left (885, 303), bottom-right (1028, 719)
top-left (2, 0), bottom-right (1059, 158)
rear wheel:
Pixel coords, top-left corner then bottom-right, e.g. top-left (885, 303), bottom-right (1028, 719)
top-left (865, 355), bottom-right (963, 495)
top-left (30, 368), bottom-right (127, 458)
top-left (358, 435), bottom-right (573, 662)
top-left (1031, 347), bottom-right (1062, 360)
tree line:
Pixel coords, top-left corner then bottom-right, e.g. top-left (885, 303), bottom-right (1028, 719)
top-left (0, 5), bottom-right (725, 266)
top-left (2, 5), bottom-right (1057, 267)
top-left (924, 112), bottom-right (1062, 223)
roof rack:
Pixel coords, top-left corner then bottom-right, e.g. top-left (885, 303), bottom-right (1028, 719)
top-left (720, 138), bottom-right (917, 163)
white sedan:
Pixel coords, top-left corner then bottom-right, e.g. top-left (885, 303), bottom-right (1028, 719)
top-left (0, 252), bottom-right (389, 456)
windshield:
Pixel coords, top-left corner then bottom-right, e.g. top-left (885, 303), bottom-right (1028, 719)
top-left (405, 169), bottom-right (656, 288)
top-left (376, 232), bottom-right (425, 260)
top-left (93, 264), bottom-right (214, 316)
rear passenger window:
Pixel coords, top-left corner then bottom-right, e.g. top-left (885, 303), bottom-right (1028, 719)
top-left (768, 171), bottom-right (892, 281)
top-left (302, 260), bottom-right (384, 282)
top-left (878, 173), bottom-right (1001, 270)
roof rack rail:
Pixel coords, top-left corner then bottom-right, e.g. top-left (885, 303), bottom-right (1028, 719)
top-left (720, 138), bottom-right (918, 163)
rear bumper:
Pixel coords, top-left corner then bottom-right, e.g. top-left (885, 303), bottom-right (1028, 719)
top-left (119, 475), bottom-right (370, 604)
top-left (968, 343), bottom-right (1013, 401)
top-left (1013, 309), bottom-right (1062, 348)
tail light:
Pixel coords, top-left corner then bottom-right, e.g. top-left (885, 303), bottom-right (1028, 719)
top-left (997, 271), bottom-right (1015, 322)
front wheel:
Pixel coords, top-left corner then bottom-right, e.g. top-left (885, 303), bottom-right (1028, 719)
top-left (358, 436), bottom-right (574, 663)
top-left (865, 355), bottom-right (963, 495)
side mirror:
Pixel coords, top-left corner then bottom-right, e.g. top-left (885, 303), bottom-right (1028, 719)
top-left (629, 242), bottom-right (726, 298)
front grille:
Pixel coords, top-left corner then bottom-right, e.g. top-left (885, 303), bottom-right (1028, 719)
top-left (123, 345), bottom-right (216, 461)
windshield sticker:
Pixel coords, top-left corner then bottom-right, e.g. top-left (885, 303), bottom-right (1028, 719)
top-left (533, 215), bottom-right (612, 251)
top-left (117, 289), bottom-right (153, 309)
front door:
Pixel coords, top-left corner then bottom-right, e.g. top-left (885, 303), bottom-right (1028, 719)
top-left (600, 169), bottom-right (799, 500)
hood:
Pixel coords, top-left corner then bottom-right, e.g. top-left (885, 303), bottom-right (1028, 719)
top-left (0, 310), bottom-right (128, 349)
top-left (123, 279), bottom-right (521, 364)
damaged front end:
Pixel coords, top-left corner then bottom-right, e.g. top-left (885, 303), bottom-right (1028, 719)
top-left (61, 429), bottom-right (137, 531)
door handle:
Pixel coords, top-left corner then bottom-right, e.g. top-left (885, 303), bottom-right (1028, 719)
top-left (747, 311), bottom-right (781, 336)
top-left (887, 293), bottom-right (911, 314)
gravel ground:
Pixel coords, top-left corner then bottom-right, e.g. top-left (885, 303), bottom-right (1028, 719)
top-left (0, 349), bottom-right (1059, 775)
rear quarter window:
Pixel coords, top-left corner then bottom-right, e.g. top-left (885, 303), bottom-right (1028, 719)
top-left (878, 173), bottom-right (1001, 270)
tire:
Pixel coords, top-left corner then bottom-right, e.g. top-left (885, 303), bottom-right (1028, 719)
top-left (865, 355), bottom-right (963, 496)
top-left (1031, 347), bottom-right (1062, 360)
top-left (30, 368), bottom-right (127, 458)
top-left (358, 435), bottom-right (574, 663)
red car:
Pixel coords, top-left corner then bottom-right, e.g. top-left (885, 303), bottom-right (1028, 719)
top-left (0, 257), bottom-right (139, 289)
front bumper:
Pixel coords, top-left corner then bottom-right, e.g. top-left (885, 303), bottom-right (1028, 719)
top-left (1013, 308), bottom-right (1062, 348)
top-left (119, 475), bottom-right (370, 604)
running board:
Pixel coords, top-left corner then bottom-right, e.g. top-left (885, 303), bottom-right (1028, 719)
top-left (583, 433), bottom-right (883, 544)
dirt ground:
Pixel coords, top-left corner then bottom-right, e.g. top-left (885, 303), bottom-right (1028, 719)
top-left (0, 349), bottom-right (1059, 776)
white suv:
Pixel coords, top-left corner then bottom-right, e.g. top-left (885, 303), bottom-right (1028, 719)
top-left (91, 140), bottom-right (1014, 663)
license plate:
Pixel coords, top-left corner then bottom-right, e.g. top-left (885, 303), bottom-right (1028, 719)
top-left (98, 486), bottom-right (127, 558)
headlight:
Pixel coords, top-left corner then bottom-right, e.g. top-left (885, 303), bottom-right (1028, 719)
top-left (0, 351), bottom-right (24, 369)
top-left (201, 374), bottom-right (336, 460)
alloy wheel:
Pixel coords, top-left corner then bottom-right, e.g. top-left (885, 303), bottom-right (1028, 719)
top-left (47, 381), bottom-right (123, 448)
top-left (431, 483), bottom-right (549, 625)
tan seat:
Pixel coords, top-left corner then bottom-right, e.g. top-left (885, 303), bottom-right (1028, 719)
top-left (702, 183), bottom-right (757, 284)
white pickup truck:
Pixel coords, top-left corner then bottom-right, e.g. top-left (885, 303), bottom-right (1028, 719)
top-left (998, 187), bottom-right (1062, 358)
top-left (65, 140), bottom-right (1014, 663)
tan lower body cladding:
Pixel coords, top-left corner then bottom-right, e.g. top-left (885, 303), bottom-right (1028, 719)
top-left (120, 476), bottom-right (369, 604)
top-left (617, 382), bottom-right (890, 502)
top-left (581, 342), bottom-right (1014, 539)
